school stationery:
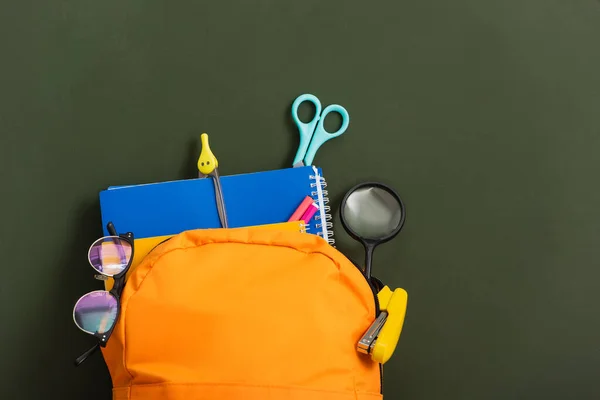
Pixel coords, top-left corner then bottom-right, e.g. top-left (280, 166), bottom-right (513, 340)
top-left (197, 133), bottom-right (228, 228)
top-left (288, 196), bottom-right (313, 222)
top-left (291, 93), bottom-right (350, 167)
top-left (300, 201), bottom-right (319, 223)
top-left (339, 182), bottom-right (405, 280)
top-left (99, 165), bottom-right (334, 245)
top-left (358, 285), bottom-right (408, 365)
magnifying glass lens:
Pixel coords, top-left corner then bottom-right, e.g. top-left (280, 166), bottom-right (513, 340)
top-left (342, 186), bottom-right (403, 240)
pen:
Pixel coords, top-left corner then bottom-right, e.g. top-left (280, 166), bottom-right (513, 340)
top-left (300, 202), bottom-right (319, 223)
top-left (197, 133), bottom-right (228, 228)
top-left (288, 196), bottom-right (313, 222)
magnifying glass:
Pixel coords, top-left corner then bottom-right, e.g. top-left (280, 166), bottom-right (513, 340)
top-left (340, 182), bottom-right (406, 281)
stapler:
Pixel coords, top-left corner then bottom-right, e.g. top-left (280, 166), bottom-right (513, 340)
top-left (357, 286), bottom-right (408, 364)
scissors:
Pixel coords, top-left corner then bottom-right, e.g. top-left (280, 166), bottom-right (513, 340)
top-left (197, 133), bottom-right (228, 228)
top-left (291, 94), bottom-right (350, 167)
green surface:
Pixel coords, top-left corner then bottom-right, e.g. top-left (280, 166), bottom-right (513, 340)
top-left (1, 0), bottom-right (599, 398)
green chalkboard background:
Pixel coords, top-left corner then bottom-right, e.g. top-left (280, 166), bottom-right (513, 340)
top-left (1, 1), bottom-right (599, 399)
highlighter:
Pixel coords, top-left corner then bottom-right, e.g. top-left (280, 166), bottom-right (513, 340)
top-left (288, 196), bottom-right (313, 222)
top-left (300, 202), bottom-right (319, 223)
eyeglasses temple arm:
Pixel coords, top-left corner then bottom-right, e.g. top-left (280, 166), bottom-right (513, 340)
top-left (105, 221), bottom-right (130, 263)
top-left (74, 342), bottom-right (100, 367)
top-left (106, 222), bottom-right (118, 236)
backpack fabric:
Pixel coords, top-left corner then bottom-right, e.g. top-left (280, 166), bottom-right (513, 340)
top-left (102, 227), bottom-right (383, 400)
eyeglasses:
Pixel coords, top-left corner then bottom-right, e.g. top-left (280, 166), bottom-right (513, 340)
top-left (73, 222), bottom-right (134, 366)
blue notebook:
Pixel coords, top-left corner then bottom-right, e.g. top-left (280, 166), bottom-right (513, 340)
top-left (98, 165), bottom-right (334, 245)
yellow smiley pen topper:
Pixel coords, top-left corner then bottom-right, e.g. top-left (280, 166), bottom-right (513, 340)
top-left (197, 133), bottom-right (218, 177)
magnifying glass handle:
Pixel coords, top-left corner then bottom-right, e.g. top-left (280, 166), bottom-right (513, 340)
top-left (364, 244), bottom-right (374, 280)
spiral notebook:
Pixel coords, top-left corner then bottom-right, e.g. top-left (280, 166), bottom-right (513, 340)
top-left (98, 165), bottom-right (334, 245)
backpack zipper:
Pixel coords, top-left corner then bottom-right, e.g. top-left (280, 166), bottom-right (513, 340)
top-left (150, 237), bottom-right (173, 252)
top-left (349, 258), bottom-right (383, 394)
top-left (369, 277), bottom-right (383, 395)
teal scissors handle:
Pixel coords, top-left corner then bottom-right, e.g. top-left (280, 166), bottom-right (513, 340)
top-left (291, 94), bottom-right (349, 166)
top-left (303, 104), bottom-right (349, 166)
top-left (292, 94), bottom-right (322, 166)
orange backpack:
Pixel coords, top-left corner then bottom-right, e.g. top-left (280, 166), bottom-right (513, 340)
top-left (101, 226), bottom-right (401, 400)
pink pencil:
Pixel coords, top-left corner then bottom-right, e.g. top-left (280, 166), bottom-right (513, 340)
top-left (288, 196), bottom-right (314, 222)
top-left (300, 202), bottom-right (319, 223)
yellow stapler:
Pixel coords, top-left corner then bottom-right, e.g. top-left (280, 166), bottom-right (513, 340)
top-left (357, 286), bottom-right (408, 364)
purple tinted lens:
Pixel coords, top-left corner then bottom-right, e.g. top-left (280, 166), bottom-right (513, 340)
top-left (88, 236), bottom-right (132, 276)
top-left (73, 291), bottom-right (118, 335)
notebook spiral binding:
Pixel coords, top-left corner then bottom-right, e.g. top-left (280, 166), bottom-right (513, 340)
top-left (309, 172), bottom-right (335, 246)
